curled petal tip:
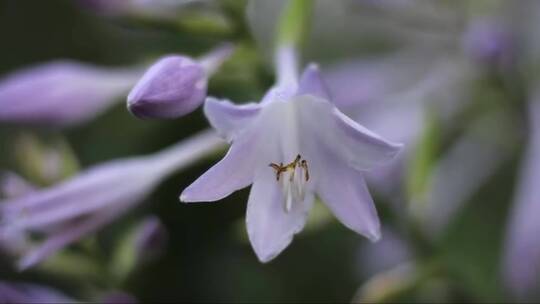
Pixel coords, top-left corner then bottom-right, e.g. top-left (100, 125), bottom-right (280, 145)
top-left (297, 64), bottom-right (331, 100)
top-left (255, 251), bottom-right (278, 264)
top-left (388, 142), bottom-right (405, 155)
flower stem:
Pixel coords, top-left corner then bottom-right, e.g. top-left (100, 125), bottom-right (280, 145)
top-left (274, 0), bottom-right (313, 86)
top-left (276, 0), bottom-right (313, 48)
top-left (199, 42), bottom-right (235, 75)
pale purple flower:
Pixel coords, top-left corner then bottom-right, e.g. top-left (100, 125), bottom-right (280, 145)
top-left (127, 44), bottom-right (234, 119)
top-left (503, 100), bottom-right (540, 299)
top-left (0, 281), bottom-right (74, 303)
top-left (0, 130), bottom-right (223, 270)
top-left (181, 63), bottom-right (402, 262)
top-left (0, 60), bottom-right (139, 127)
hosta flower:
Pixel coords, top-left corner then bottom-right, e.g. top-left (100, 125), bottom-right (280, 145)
top-left (504, 100), bottom-right (540, 299)
top-left (0, 131), bottom-right (223, 270)
top-left (0, 61), bottom-right (140, 127)
top-left (181, 63), bottom-right (402, 262)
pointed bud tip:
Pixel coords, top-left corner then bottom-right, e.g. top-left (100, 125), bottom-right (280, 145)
top-left (367, 229), bottom-right (382, 243)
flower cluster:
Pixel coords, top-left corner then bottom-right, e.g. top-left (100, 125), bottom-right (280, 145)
top-left (0, 0), bottom-right (540, 302)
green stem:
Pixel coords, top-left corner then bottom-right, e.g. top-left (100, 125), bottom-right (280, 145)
top-left (276, 0), bottom-right (313, 48)
top-left (274, 0), bottom-right (313, 85)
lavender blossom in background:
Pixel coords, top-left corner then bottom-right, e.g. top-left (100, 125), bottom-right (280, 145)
top-left (181, 63), bottom-right (402, 262)
top-left (462, 17), bottom-right (515, 69)
top-left (503, 100), bottom-right (540, 300)
top-left (127, 44), bottom-right (234, 119)
top-left (322, 52), bottom-right (476, 196)
top-left (0, 61), bottom-right (140, 127)
top-left (0, 281), bottom-right (74, 303)
top-left (0, 131), bottom-right (223, 270)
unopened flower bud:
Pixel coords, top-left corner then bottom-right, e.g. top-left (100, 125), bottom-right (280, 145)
top-left (133, 216), bottom-right (168, 263)
top-left (0, 61), bottom-right (139, 127)
top-left (127, 43), bottom-right (234, 119)
top-left (127, 55), bottom-right (207, 119)
top-left (462, 18), bottom-right (514, 69)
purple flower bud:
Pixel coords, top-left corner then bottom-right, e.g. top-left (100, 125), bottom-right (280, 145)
top-left (0, 61), bottom-right (139, 127)
top-left (462, 18), bottom-right (514, 69)
top-left (133, 216), bottom-right (168, 263)
top-left (127, 44), bottom-right (234, 119)
top-left (127, 56), bottom-right (207, 119)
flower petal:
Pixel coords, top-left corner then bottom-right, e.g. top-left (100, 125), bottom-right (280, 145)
top-left (297, 63), bottom-right (331, 100)
top-left (1, 159), bottom-right (153, 231)
top-left (314, 150), bottom-right (381, 241)
top-left (331, 107), bottom-right (403, 170)
top-left (180, 130), bottom-right (259, 202)
top-left (297, 96), bottom-right (402, 171)
top-left (17, 201), bottom-right (129, 271)
top-left (203, 97), bottom-right (261, 141)
top-left (246, 168), bottom-right (313, 263)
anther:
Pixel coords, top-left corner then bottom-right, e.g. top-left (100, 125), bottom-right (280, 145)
top-left (300, 160), bottom-right (309, 181)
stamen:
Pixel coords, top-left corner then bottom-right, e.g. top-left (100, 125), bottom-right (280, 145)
top-left (269, 155), bottom-right (310, 212)
top-left (300, 160), bottom-right (309, 181)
